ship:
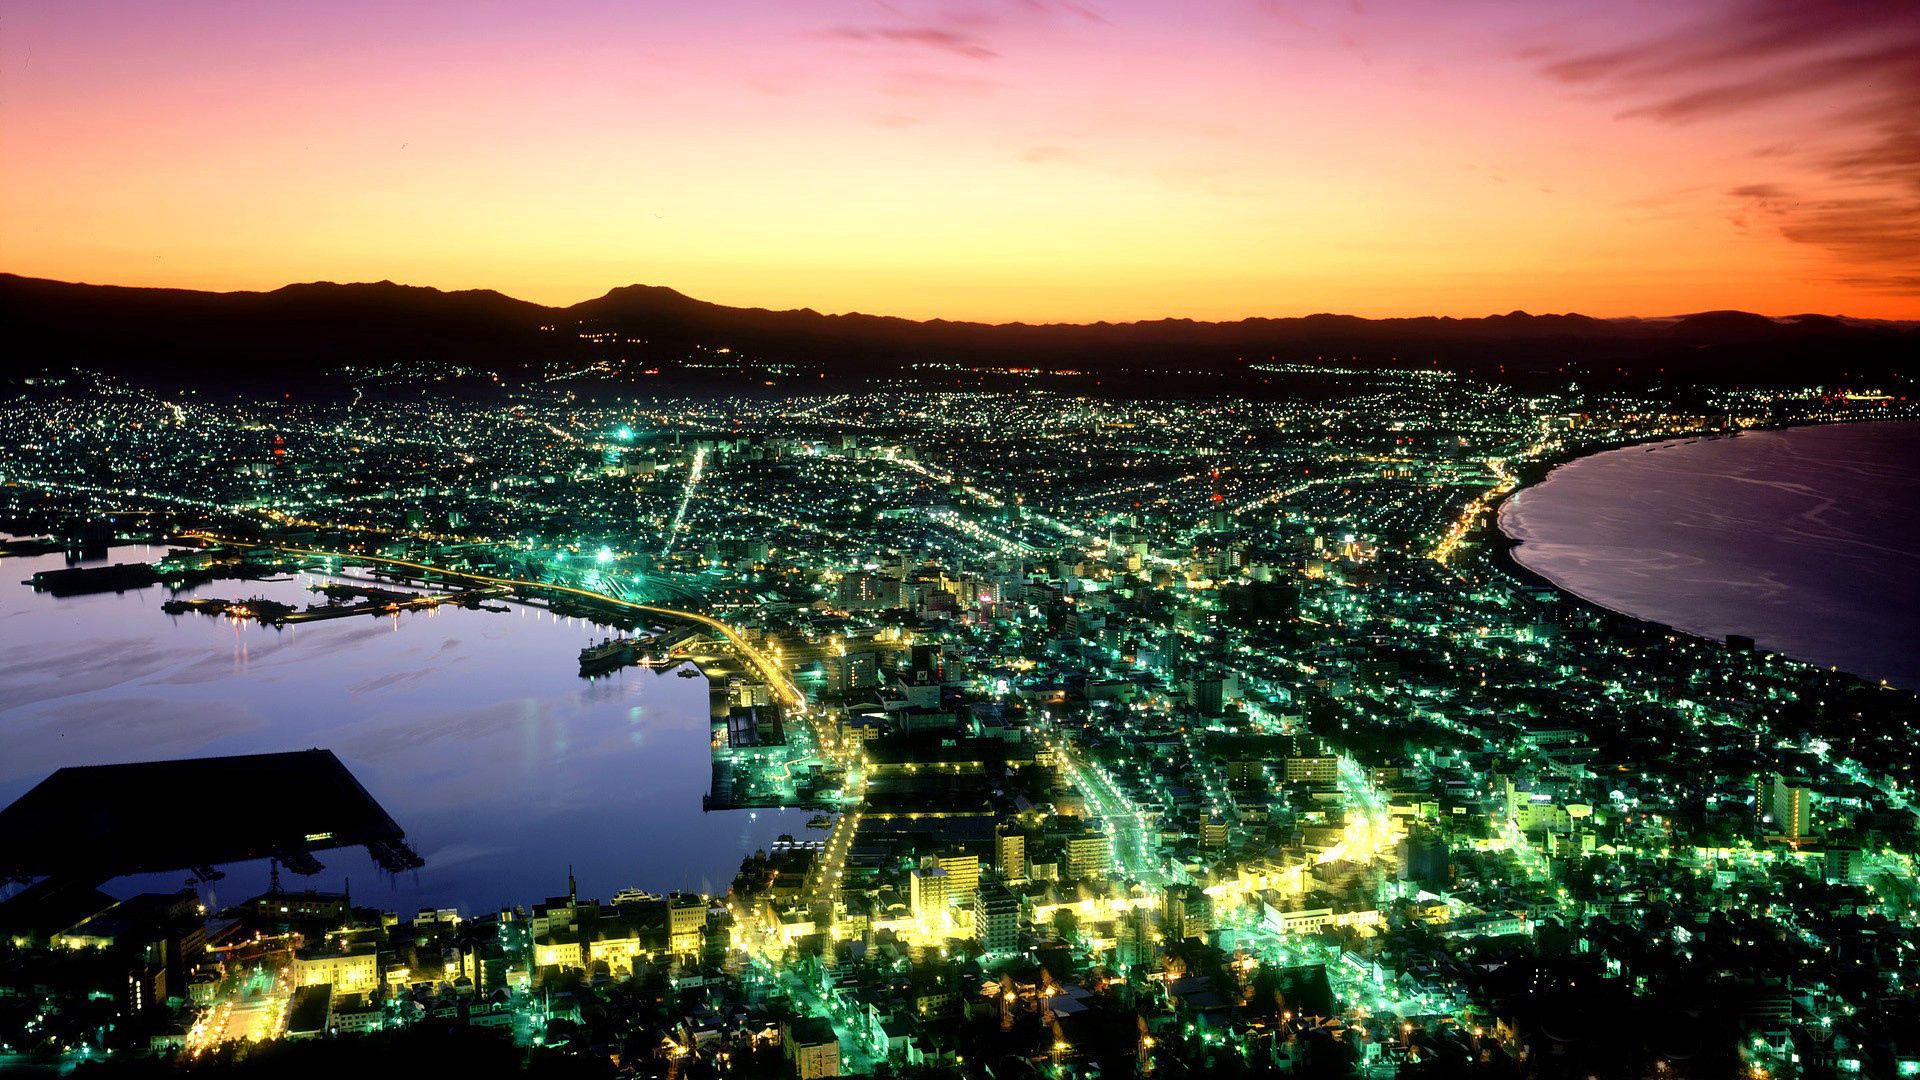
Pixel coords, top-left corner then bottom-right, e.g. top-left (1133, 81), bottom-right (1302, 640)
top-left (578, 636), bottom-right (638, 675)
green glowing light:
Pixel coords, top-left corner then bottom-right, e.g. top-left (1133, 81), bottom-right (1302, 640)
top-left (596, 546), bottom-right (614, 564)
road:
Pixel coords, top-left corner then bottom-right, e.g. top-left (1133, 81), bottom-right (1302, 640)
top-left (660, 445), bottom-right (707, 558)
top-left (1049, 738), bottom-right (1159, 884)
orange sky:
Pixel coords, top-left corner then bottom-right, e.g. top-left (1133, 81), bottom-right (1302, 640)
top-left (3, 1), bottom-right (1916, 320)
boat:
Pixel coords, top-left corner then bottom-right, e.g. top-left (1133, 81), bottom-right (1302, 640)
top-left (676, 666), bottom-right (701, 678)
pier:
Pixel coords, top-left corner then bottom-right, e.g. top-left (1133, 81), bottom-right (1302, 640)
top-left (0, 749), bottom-right (424, 884)
top-left (161, 582), bottom-right (510, 626)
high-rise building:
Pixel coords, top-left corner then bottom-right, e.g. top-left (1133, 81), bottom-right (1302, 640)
top-left (1825, 847), bottom-right (1866, 885)
top-left (1758, 773), bottom-right (1814, 840)
top-left (911, 642), bottom-right (948, 684)
top-left (910, 867), bottom-right (950, 925)
top-left (996, 829), bottom-right (1027, 881)
top-left (978, 880), bottom-right (1019, 955)
top-left (1115, 905), bottom-right (1152, 967)
top-left (1398, 832), bottom-right (1450, 888)
top-left (1190, 671), bottom-right (1240, 716)
top-left (937, 854), bottom-right (980, 908)
top-left (1165, 884), bottom-right (1212, 942)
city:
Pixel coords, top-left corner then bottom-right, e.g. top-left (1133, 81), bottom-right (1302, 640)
top-left (1, 360), bottom-right (1916, 1078)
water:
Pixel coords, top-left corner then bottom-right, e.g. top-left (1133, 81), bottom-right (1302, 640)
top-left (0, 546), bottom-right (810, 913)
top-left (1500, 421), bottom-right (1920, 690)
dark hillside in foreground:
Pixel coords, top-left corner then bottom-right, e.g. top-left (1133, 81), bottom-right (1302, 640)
top-left (3, 273), bottom-right (1914, 388)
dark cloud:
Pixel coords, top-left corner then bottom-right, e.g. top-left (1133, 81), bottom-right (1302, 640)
top-left (823, 25), bottom-right (999, 59)
top-left (819, 0), bottom-right (1108, 65)
top-left (1541, 0), bottom-right (1920, 291)
top-left (1776, 197), bottom-right (1920, 265)
top-left (1058, 1), bottom-right (1110, 26)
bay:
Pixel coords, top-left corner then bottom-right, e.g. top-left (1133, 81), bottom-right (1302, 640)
top-left (1500, 421), bottom-right (1920, 690)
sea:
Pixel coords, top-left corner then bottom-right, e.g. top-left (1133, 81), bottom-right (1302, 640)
top-left (1499, 421), bottom-right (1920, 691)
top-left (0, 547), bottom-right (811, 914)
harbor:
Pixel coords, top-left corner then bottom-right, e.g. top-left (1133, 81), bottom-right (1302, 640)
top-left (0, 541), bottom-right (811, 912)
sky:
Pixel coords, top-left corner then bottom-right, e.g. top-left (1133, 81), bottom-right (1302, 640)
top-left (3, 0), bottom-right (1917, 321)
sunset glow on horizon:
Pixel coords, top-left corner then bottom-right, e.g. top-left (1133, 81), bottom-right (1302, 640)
top-left (4, 0), bottom-right (1917, 321)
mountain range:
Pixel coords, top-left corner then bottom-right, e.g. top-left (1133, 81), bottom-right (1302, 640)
top-left (3, 273), bottom-right (1913, 390)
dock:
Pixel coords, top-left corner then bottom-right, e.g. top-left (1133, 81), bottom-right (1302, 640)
top-left (579, 624), bottom-right (702, 676)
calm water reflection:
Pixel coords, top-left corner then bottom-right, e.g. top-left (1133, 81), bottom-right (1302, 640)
top-left (1501, 421), bottom-right (1920, 690)
top-left (0, 546), bottom-right (809, 912)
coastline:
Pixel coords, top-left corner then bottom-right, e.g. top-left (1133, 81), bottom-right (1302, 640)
top-left (1483, 421), bottom-right (1917, 692)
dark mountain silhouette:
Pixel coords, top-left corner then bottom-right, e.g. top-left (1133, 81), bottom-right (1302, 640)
top-left (2, 273), bottom-right (1913, 389)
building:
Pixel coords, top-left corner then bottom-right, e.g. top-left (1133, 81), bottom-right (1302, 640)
top-left (667, 893), bottom-right (706, 954)
top-left (285, 983), bottom-right (332, 1040)
top-left (909, 867), bottom-right (950, 925)
top-left (1758, 773), bottom-right (1814, 840)
top-left (533, 937), bottom-right (583, 971)
top-left (1825, 847), bottom-right (1867, 885)
top-left (978, 880), bottom-right (1019, 954)
top-left (1284, 755), bottom-right (1340, 786)
top-left (1398, 832), bottom-right (1450, 888)
top-left (936, 854), bottom-right (980, 908)
top-left (827, 651), bottom-right (880, 692)
top-left (242, 888), bottom-right (350, 925)
top-left (1190, 671), bottom-right (1240, 716)
top-left (1165, 884), bottom-right (1212, 942)
top-left (294, 939), bottom-right (380, 994)
top-left (1200, 815), bottom-right (1229, 850)
top-left (996, 829), bottom-right (1027, 881)
top-left (1115, 906), bottom-right (1153, 967)
top-left (784, 1015), bottom-right (842, 1079)
top-left (1066, 834), bottom-right (1111, 881)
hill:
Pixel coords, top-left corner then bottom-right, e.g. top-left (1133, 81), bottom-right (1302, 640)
top-left (3, 273), bottom-right (1913, 389)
